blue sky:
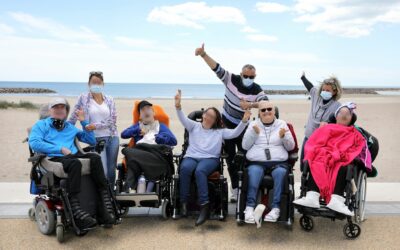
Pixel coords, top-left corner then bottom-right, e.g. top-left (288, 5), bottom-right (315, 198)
top-left (0, 0), bottom-right (399, 86)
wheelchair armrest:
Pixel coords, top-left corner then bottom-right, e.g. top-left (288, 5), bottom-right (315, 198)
top-left (221, 153), bottom-right (229, 159)
top-left (28, 153), bottom-right (46, 163)
top-left (120, 143), bottom-right (129, 148)
top-left (288, 152), bottom-right (299, 162)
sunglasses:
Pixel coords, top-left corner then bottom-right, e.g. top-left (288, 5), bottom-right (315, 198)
top-left (260, 107), bottom-right (273, 113)
top-left (242, 75), bottom-right (255, 79)
top-left (89, 71), bottom-right (103, 76)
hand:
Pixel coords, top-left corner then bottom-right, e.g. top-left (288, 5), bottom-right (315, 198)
top-left (195, 43), bottom-right (206, 57)
top-left (319, 122), bottom-right (328, 128)
top-left (242, 110), bottom-right (251, 122)
top-left (75, 108), bottom-right (85, 122)
top-left (61, 147), bottom-right (71, 155)
top-left (279, 128), bottom-right (289, 138)
top-left (85, 124), bottom-right (96, 131)
top-left (140, 128), bottom-right (148, 136)
top-left (175, 89), bottom-right (182, 109)
top-left (240, 98), bottom-right (252, 110)
top-left (302, 71), bottom-right (305, 77)
top-left (253, 125), bottom-right (260, 134)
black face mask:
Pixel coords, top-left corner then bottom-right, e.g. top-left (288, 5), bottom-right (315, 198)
top-left (52, 119), bottom-right (65, 130)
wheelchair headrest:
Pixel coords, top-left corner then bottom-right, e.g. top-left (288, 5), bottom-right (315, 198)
top-left (132, 100), bottom-right (170, 127)
top-left (187, 109), bottom-right (205, 122)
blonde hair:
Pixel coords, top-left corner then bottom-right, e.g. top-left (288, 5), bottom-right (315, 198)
top-left (318, 76), bottom-right (342, 101)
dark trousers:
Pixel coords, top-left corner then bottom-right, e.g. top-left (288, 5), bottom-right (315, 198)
top-left (308, 166), bottom-right (348, 196)
top-left (300, 137), bottom-right (308, 172)
top-left (222, 116), bottom-right (246, 189)
top-left (51, 152), bottom-right (108, 196)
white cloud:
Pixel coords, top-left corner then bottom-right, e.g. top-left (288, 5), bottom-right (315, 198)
top-left (246, 34), bottom-right (278, 42)
top-left (9, 12), bottom-right (105, 46)
top-left (241, 26), bottom-right (259, 33)
top-left (147, 2), bottom-right (246, 29)
top-left (0, 23), bottom-right (14, 34)
top-left (256, 2), bottom-right (290, 13)
top-left (293, 0), bottom-right (400, 38)
top-left (114, 36), bottom-right (157, 49)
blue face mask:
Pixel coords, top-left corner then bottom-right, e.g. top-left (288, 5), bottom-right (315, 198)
top-left (90, 85), bottom-right (103, 94)
top-left (242, 78), bottom-right (254, 88)
top-left (320, 91), bottom-right (333, 101)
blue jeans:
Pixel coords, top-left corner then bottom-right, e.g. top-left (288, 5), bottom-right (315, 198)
top-left (246, 162), bottom-right (287, 209)
top-left (96, 136), bottom-right (119, 187)
top-left (179, 157), bottom-right (219, 205)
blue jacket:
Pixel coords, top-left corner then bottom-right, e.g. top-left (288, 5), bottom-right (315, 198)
top-left (29, 117), bottom-right (96, 157)
top-left (121, 122), bottom-right (177, 146)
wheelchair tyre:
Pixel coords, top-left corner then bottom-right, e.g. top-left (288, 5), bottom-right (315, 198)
top-left (161, 199), bottom-right (172, 219)
top-left (343, 223), bottom-right (361, 239)
top-left (56, 224), bottom-right (64, 243)
top-left (119, 206), bottom-right (129, 217)
top-left (299, 215), bottom-right (314, 232)
top-left (35, 200), bottom-right (55, 235)
top-left (28, 207), bottom-right (35, 221)
top-left (354, 171), bottom-right (367, 223)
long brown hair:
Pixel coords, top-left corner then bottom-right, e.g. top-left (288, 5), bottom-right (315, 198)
top-left (204, 107), bottom-right (224, 129)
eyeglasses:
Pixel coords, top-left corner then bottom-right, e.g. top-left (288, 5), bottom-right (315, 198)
top-left (260, 107), bottom-right (273, 112)
top-left (242, 75), bottom-right (255, 79)
top-left (89, 71), bottom-right (103, 76)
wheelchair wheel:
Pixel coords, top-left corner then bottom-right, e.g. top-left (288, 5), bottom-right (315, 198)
top-left (119, 206), bottom-right (129, 217)
top-left (354, 171), bottom-right (367, 223)
top-left (56, 224), bottom-right (65, 243)
top-left (343, 223), bottom-right (361, 239)
top-left (299, 215), bottom-right (314, 232)
top-left (161, 199), bottom-right (172, 219)
top-left (35, 200), bottom-right (56, 235)
top-left (28, 207), bottom-right (36, 221)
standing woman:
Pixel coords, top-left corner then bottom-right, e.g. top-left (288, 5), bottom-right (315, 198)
top-left (69, 71), bottom-right (119, 188)
top-left (299, 72), bottom-right (342, 171)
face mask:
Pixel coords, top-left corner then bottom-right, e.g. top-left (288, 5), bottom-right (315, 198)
top-left (52, 119), bottom-right (65, 130)
top-left (90, 85), bottom-right (103, 94)
top-left (320, 91), bottom-right (333, 101)
top-left (242, 78), bottom-right (254, 87)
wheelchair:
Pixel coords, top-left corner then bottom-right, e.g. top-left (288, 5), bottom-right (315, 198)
top-left (295, 120), bottom-right (379, 239)
top-left (114, 101), bottom-right (174, 219)
top-left (26, 105), bottom-right (119, 243)
top-left (171, 109), bottom-right (229, 221)
top-left (234, 107), bottom-right (299, 229)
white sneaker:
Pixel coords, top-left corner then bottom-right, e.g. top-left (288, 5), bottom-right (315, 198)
top-left (254, 204), bottom-right (266, 228)
top-left (264, 208), bottom-right (280, 222)
top-left (244, 206), bottom-right (255, 224)
top-left (230, 186), bottom-right (238, 203)
top-left (293, 191), bottom-right (320, 208)
top-left (326, 194), bottom-right (354, 216)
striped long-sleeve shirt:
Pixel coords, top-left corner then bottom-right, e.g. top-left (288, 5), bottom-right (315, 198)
top-left (213, 63), bottom-right (268, 126)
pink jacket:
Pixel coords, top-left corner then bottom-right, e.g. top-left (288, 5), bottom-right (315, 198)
top-left (304, 124), bottom-right (366, 202)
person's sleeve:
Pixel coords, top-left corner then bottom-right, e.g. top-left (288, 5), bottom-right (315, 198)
top-left (92, 97), bottom-right (117, 130)
top-left (28, 122), bottom-right (62, 154)
top-left (121, 124), bottom-right (140, 139)
top-left (301, 75), bottom-right (314, 92)
top-left (176, 109), bottom-right (196, 132)
top-left (281, 123), bottom-right (295, 151)
top-left (256, 90), bottom-right (269, 102)
top-left (212, 63), bottom-right (232, 86)
top-left (241, 122), bottom-right (258, 151)
top-left (67, 94), bottom-right (83, 125)
top-left (76, 120), bottom-right (96, 145)
top-left (155, 125), bottom-right (177, 146)
top-left (222, 120), bottom-right (248, 140)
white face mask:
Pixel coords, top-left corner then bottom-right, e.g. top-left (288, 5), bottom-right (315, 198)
top-left (320, 91), bottom-right (333, 101)
top-left (242, 78), bottom-right (254, 87)
top-left (90, 85), bottom-right (103, 94)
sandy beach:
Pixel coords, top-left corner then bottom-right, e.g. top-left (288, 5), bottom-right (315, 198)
top-left (0, 94), bottom-right (399, 183)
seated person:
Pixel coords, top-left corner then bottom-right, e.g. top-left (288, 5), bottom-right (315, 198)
top-left (120, 100), bottom-right (177, 193)
top-left (28, 98), bottom-right (116, 229)
top-left (174, 90), bottom-right (250, 226)
top-left (293, 102), bottom-right (371, 216)
top-left (242, 101), bottom-right (295, 223)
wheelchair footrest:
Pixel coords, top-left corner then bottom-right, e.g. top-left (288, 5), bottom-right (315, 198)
top-left (115, 193), bottom-right (160, 207)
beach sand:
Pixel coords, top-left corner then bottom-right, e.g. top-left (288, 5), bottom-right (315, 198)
top-left (0, 94), bottom-right (398, 182)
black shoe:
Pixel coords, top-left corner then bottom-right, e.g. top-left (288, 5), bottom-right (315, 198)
top-left (180, 202), bottom-right (187, 217)
top-left (99, 189), bottom-right (116, 226)
top-left (69, 196), bottom-right (97, 230)
top-left (195, 202), bottom-right (210, 226)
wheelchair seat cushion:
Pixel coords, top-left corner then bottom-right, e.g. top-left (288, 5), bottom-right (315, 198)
top-left (41, 157), bottom-right (91, 178)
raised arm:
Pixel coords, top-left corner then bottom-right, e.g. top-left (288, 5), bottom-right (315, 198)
top-left (175, 89), bottom-right (197, 132)
top-left (301, 71), bottom-right (314, 92)
top-left (222, 110), bottom-right (251, 139)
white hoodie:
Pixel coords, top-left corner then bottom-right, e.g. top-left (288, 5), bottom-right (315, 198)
top-left (242, 118), bottom-right (295, 162)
